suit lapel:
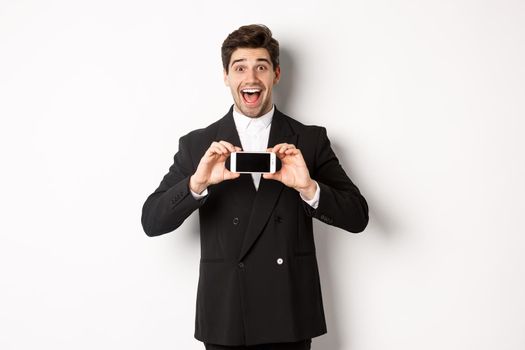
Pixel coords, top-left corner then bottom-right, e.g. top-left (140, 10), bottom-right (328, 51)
top-left (215, 106), bottom-right (242, 148)
top-left (238, 108), bottom-right (298, 261)
top-left (215, 106), bottom-right (257, 195)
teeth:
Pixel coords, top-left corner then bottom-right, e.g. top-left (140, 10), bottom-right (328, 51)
top-left (241, 88), bottom-right (261, 93)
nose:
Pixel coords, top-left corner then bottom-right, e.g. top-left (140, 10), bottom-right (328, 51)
top-left (246, 67), bottom-right (259, 82)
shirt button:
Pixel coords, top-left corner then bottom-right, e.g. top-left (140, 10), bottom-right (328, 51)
top-left (233, 217), bottom-right (240, 225)
top-left (238, 262), bottom-right (244, 268)
top-left (277, 258), bottom-right (283, 265)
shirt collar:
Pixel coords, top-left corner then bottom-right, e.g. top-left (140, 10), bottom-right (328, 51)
top-left (233, 105), bottom-right (274, 132)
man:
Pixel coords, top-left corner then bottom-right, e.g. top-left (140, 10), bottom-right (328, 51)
top-left (141, 24), bottom-right (368, 350)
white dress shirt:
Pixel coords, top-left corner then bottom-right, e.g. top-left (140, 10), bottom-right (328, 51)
top-left (191, 105), bottom-right (320, 208)
top-left (233, 106), bottom-right (273, 190)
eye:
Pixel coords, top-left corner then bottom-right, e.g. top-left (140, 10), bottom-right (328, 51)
top-left (234, 66), bottom-right (245, 72)
top-left (257, 65), bottom-right (267, 71)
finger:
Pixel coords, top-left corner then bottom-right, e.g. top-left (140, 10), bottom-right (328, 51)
top-left (278, 145), bottom-right (288, 154)
top-left (210, 141), bottom-right (229, 155)
top-left (216, 142), bottom-right (231, 154)
top-left (218, 140), bottom-right (237, 153)
top-left (207, 142), bottom-right (223, 154)
top-left (205, 147), bottom-right (223, 158)
top-left (284, 148), bottom-right (300, 155)
top-left (268, 148), bottom-right (285, 159)
top-left (278, 144), bottom-right (288, 153)
top-left (235, 146), bottom-right (242, 152)
top-left (279, 144), bottom-right (296, 154)
top-left (274, 152), bottom-right (286, 160)
top-left (270, 143), bottom-right (286, 153)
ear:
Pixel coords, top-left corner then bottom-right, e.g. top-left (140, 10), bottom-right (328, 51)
top-left (223, 69), bottom-right (229, 87)
top-left (273, 66), bottom-right (281, 85)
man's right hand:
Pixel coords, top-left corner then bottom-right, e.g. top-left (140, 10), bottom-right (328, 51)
top-left (189, 141), bottom-right (241, 194)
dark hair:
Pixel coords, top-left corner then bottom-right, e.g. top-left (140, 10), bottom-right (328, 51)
top-left (221, 24), bottom-right (280, 73)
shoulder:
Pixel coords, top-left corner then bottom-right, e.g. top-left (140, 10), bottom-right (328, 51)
top-left (276, 109), bottom-right (328, 139)
top-left (179, 112), bottom-right (229, 147)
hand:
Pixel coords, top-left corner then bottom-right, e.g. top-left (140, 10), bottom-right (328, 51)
top-left (263, 143), bottom-right (317, 200)
top-left (190, 141), bottom-right (241, 194)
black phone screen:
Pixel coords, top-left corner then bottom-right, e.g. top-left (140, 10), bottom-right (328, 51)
top-left (235, 153), bottom-right (271, 172)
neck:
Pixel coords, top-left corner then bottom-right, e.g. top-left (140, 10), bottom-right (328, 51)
top-left (233, 104), bottom-right (274, 119)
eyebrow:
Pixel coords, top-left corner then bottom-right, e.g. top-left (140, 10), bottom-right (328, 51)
top-left (230, 58), bottom-right (272, 67)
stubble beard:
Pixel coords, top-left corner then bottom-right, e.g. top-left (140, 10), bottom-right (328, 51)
top-left (234, 94), bottom-right (272, 119)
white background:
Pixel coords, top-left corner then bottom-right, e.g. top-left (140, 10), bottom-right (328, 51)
top-left (1, 1), bottom-right (524, 349)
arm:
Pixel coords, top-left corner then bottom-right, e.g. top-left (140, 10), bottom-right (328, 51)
top-left (308, 127), bottom-right (369, 233)
top-left (141, 135), bottom-right (202, 237)
top-left (141, 137), bottom-right (241, 237)
top-left (264, 127), bottom-right (368, 233)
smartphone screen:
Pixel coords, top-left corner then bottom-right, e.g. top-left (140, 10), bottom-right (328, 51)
top-left (236, 152), bottom-right (271, 172)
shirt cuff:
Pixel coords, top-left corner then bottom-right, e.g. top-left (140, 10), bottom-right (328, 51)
top-left (190, 187), bottom-right (209, 200)
top-left (300, 181), bottom-right (320, 209)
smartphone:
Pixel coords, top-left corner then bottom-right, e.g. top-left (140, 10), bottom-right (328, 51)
top-left (230, 152), bottom-right (277, 174)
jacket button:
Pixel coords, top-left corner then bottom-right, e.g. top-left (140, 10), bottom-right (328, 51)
top-left (238, 262), bottom-right (244, 268)
top-left (233, 217), bottom-right (240, 225)
top-left (277, 258), bottom-right (283, 265)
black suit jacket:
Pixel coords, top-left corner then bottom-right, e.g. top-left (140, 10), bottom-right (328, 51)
top-left (141, 106), bottom-right (368, 346)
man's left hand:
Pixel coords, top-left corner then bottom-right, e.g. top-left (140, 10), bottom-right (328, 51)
top-left (263, 143), bottom-right (317, 200)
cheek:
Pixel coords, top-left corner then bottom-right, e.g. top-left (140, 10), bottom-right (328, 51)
top-left (266, 75), bottom-right (277, 86)
top-left (231, 80), bottom-right (241, 89)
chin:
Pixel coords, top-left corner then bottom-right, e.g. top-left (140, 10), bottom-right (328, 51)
top-left (237, 105), bottom-right (262, 118)
top-left (245, 109), bottom-right (262, 118)
top-left (234, 95), bottom-right (271, 118)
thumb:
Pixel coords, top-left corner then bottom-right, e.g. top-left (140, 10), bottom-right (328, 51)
top-left (263, 172), bottom-right (280, 181)
top-left (224, 170), bottom-right (241, 180)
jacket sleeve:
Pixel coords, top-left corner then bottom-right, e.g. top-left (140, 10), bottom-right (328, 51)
top-left (303, 127), bottom-right (369, 233)
top-left (141, 135), bottom-right (205, 237)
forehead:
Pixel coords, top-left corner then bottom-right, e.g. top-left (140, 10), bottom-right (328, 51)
top-left (229, 47), bottom-right (271, 66)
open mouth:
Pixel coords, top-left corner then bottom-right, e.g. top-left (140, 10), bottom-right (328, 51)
top-left (241, 88), bottom-right (262, 105)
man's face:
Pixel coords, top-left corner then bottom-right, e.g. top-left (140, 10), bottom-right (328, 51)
top-left (224, 47), bottom-right (281, 118)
